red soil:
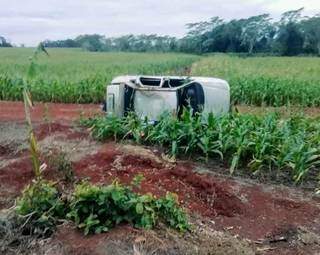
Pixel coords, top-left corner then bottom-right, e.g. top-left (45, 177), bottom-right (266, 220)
top-left (73, 147), bottom-right (320, 242)
top-left (1, 122), bottom-right (319, 244)
top-left (1, 101), bottom-right (319, 254)
top-left (0, 153), bottom-right (33, 192)
top-left (0, 101), bottom-right (101, 123)
top-left (34, 122), bottom-right (89, 141)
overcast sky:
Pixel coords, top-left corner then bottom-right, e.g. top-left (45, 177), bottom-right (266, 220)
top-left (1, 0), bottom-right (319, 46)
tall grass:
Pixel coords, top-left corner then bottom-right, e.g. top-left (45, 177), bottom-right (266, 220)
top-left (0, 48), bottom-right (199, 103)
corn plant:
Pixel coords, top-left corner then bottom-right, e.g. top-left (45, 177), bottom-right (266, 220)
top-left (23, 44), bottom-right (49, 179)
top-left (84, 110), bottom-right (320, 187)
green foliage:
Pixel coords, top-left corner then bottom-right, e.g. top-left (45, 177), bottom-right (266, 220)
top-left (156, 193), bottom-right (189, 232)
top-left (67, 181), bottom-right (156, 234)
top-left (37, 9), bottom-right (320, 56)
top-left (2, 48), bottom-right (320, 107)
top-left (84, 111), bottom-right (320, 185)
top-left (0, 48), bottom-right (199, 103)
top-left (67, 181), bottom-right (189, 235)
top-left (15, 178), bottom-right (189, 236)
top-left (15, 180), bottom-right (65, 235)
top-left (131, 173), bottom-right (145, 188)
top-left (192, 55), bottom-right (320, 107)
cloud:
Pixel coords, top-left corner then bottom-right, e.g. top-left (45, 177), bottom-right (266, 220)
top-left (0, 0), bottom-right (318, 46)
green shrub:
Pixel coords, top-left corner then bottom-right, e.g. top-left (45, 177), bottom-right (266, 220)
top-left (15, 180), bottom-right (65, 235)
top-left (67, 181), bottom-right (189, 235)
top-left (15, 179), bottom-right (189, 236)
top-left (156, 193), bottom-right (189, 232)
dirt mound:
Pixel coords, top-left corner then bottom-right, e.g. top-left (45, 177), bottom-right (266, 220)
top-left (74, 148), bottom-right (244, 219)
top-left (72, 144), bottom-right (320, 252)
top-left (121, 154), bottom-right (164, 169)
top-left (169, 166), bottom-right (245, 217)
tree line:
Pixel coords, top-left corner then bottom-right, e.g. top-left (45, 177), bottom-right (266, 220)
top-left (181, 8), bottom-right (320, 56)
top-left (42, 34), bottom-right (178, 52)
top-left (42, 9), bottom-right (320, 56)
top-left (2, 8), bottom-right (320, 56)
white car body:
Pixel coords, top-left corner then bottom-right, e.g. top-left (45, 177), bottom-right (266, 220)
top-left (105, 75), bottom-right (230, 120)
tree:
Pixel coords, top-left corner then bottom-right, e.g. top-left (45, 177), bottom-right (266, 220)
top-left (43, 39), bottom-right (79, 48)
top-left (0, 36), bottom-right (12, 47)
top-left (75, 34), bottom-right (107, 52)
top-left (240, 14), bottom-right (272, 54)
top-left (301, 15), bottom-right (320, 55)
top-left (183, 17), bottom-right (223, 53)
top-left (273, 8), bottom-right (305, 56)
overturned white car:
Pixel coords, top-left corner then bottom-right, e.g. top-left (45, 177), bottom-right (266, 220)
top-left (104, 76), bottom-right (230, 120)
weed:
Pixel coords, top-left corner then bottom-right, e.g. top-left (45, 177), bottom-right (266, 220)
top-left (46, 149), bottom-right (74, 183)
top-left (131, 173), bottom-right (145, 189)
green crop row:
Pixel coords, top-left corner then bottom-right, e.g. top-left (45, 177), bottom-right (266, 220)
top-left (1, 49), bottom-right (320, 106)
top-left (82, 111), bottom-right (320, 186)
top-left (0, 48), bottom-right (198, 103)
top-left (191, 54), bottom-right (320, 106)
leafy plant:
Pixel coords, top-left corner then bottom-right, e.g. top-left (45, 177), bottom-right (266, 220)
top-left (191, 55), bottom-right (320, 107)
top-left (67, 181), bottom-right (189, 235)
top-left (15, 180), bottom-right (65, 236)
top-left (156, 193), bottom-right (189, 232)
top-left (131, 173), bottom-right (145, 189)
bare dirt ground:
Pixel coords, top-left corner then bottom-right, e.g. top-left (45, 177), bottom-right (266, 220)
top-left (0, 101), bottom-right (101, 122)
top-left (0, 101), bottom-right (320, 255)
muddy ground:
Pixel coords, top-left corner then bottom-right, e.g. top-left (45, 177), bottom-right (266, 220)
top-left (0, 101), bottom-right (320, 255)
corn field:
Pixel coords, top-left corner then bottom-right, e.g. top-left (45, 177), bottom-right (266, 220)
top-left (2, 49), bottom-right (320, 106)
top-left (83, 111), bottom-right (320, 185)
top-left (0, 48), bottom-right (198, 103)
top-left (192, 54), bottom-right (320, 107)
